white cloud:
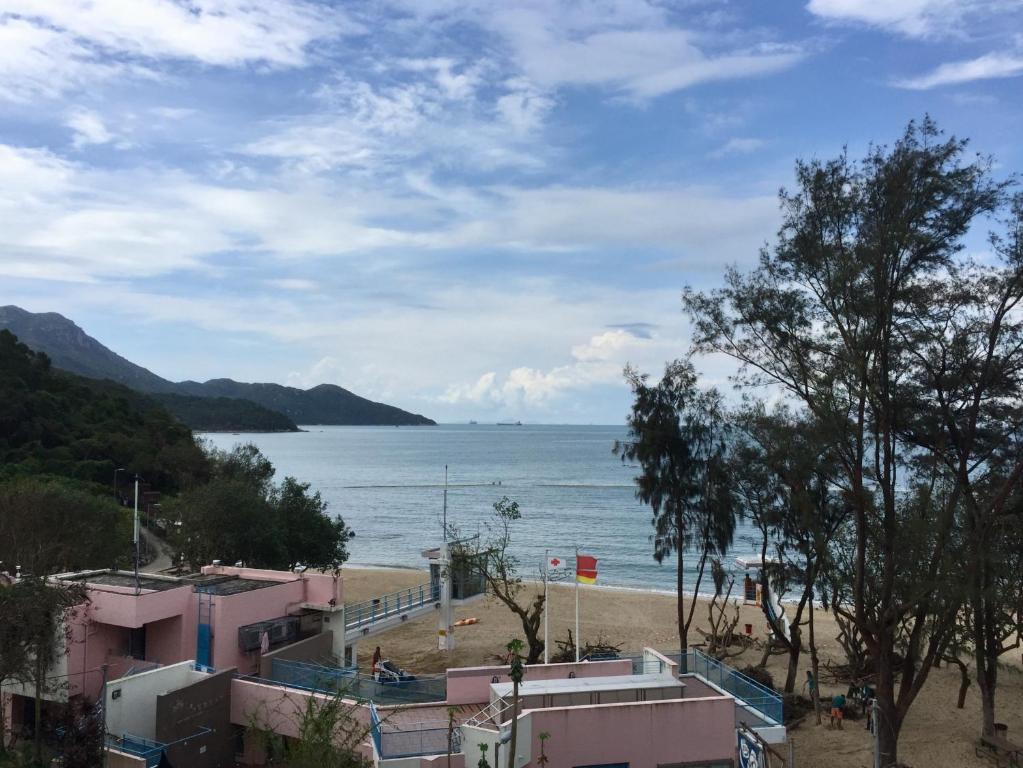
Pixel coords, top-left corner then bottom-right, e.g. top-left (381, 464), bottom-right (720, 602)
top-left (441, 327), bottom-right (669, 408)
top-left (244, 68), bottom-right (554, 174)
top-left (806, 0), bottom-right (1019, 39)
top-left (711, 137), bottom-right (766, 157)
top-left (486, 4), bottom-right (803, 99)
top-left (894, 52), bottom-right (1023, 89)
top-left (385, 0), bottom-right (803, 100)
top-left (66, 108), bottom-right (114, 148)
top-left (0, 0), bottom-right (356, 101)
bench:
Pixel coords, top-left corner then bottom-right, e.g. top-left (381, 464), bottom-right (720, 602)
top-left (976, 733), bottom-right (1022, 767)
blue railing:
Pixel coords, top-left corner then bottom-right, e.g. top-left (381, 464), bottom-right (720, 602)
top-left (345, 582), bottom-right (440, 631)
top-left (108, 733), bottom-right (165, 768)
top-left (271, 658), bottom-right (357, 693)
top-left (369, 702), bottom-right (383, 756)
top-left (682, 648), bottom-right (783, 724)
top-left (247, 660), bottom-right (447, 707)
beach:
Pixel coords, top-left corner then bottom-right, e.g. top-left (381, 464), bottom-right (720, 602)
top-left (343, 566), bottom-right (1023, 768)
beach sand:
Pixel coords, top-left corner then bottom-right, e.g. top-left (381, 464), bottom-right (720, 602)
top-left (342, 566), bottom-right (1023, 768)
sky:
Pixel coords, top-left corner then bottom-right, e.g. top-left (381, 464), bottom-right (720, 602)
top-left (2, 0), bottom-right (1022, 424)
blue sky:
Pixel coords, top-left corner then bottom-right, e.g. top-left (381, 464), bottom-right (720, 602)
top-left (2, 0), bottom-right (1021, 424)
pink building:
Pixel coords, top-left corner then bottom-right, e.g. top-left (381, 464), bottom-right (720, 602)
top-left (3, 564), bottom-right (785, 768)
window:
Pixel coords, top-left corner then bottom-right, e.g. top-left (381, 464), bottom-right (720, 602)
top-left (657, 762), bottom-right (733, 768)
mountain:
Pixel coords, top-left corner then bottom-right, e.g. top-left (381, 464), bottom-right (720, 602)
top-left (0, 305), bottom-right (177, 393)
top-left (0, 306), bottom-right (436, 428)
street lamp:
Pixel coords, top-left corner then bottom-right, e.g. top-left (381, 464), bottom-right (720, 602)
top-left (113, 467), bottom-right (126, 503)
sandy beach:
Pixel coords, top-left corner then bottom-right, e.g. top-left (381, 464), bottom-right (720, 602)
top-left (342, 566), bottom-right (1023, 768)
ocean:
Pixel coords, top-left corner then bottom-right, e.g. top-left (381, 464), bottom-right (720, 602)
top-left (200, 424), bottom-right (762, 593)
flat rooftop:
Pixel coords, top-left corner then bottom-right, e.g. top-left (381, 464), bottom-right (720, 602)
top-left (66, 571), bottom-right (185, 592)
top-left (188, 574), bottom-right (286, 595)
top-left (59, 570), bottom-right (286, 596)
top-left (491, 673), bottom-right (685, 698)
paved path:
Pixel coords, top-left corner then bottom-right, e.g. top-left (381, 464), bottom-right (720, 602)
top-left (140, 527), bottom-right (174, 573)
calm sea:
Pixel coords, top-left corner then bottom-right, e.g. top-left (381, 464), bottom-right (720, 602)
top-left (200, 424), bottom-right (761, 593)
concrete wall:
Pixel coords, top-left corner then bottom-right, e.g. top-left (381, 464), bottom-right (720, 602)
top-left (106, 661), bottom-right (198, 740)
top-left (211, 580), bottom-right (307, 676)
top-left (156, 667), bottom-right (235, 768)
top-left (446, 659), bottom-right (633, 706)
top-left (258, 630), bottom-right (335, 679)
top-left (230, 677), bottom-right (370, 740)
top-left (524, 695), bottom-right (737, 768)
top-left (107, 748), bottom-right (148, 768)
top-left (85, 583), bottom-right (194, 629)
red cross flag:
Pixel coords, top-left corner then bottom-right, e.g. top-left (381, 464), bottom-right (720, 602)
top-left (546, 556), bottom-right (567, 573)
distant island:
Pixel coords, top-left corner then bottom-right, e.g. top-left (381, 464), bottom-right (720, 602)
top-left (0, 306), bottom-right (436, 431)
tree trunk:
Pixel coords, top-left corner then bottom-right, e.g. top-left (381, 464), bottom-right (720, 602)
top-left (677, 550), bottom-right (687, 671)
top-left (876, 642), bottom-right (904, 768)
top-left (978, 650), bottom-right (997, 736)
top-left (783, 622), bottom-right (802, 694)
top-left (808, 602), bottom-right (822, 725)
top-left (952, 658), bottom-right (971, 710)
top-left (34, 654), bottom-right (43, 766)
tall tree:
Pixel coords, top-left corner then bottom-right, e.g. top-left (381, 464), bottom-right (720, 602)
top-left (614, 360), bottom-right (736, 664)
top-left (732, 406), bottom-right (848, 694)
top-left (898, 191), bottom-right (1023, 736)
top-left (684, 118), bottom-right (1008, 765)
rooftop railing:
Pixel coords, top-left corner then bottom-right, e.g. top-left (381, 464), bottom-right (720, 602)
top-left (344, 582), bottom-right (440, 632)
top-left (680, 648), bottom-right (783, 725)
top-left (249, 658), bottom-right (447, 706)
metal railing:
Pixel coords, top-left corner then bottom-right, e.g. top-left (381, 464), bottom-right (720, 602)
top-left (463, 697), bottom-right (515, 729)
top-left (378, 720), bottom-right (454, 758)
top-left (344, 582), bottom-right (440, 632)
top-left (246, 661), bottom-right (447, 706)
top-left (270, 658), bottom-right (357, 693)
top-left (369, 702), bottom-right (383, 756)
top-left (681, 648), bottom-right (783, 724)
top-left (108, 733), bottom-right (165, 768)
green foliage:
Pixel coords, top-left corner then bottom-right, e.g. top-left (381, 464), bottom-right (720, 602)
top-left (477, 742), bottom-right (490, 768)
top-left (614, 359), bottom-right (736, 654)
top-left (0, 330), bottom-right (207, 492)
top-left (0, 476), bottom-right (131, 575)
top-left (169, 443), bottom-right (353, 571)
top-left (0, 577), bottom-right (87, 765)
top-left (248, 690), bottom-right (371, 768)
top-left (683, 117), bottom-right (1019, 764)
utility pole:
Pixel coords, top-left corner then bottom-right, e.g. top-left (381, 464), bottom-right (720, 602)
top-left (133, 477), bottom-right (140, 594)
top-left (100, 663), bottom-right (109, 768)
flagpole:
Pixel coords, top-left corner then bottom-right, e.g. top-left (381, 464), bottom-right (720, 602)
top-left (575, 546), bottom-right (580, 663)
top-left (544, 548), bottom-right (549, 665)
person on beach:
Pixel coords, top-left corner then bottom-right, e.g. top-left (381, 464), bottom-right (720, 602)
top-left (803, 670), bottom-right (817, 697)
top-left (830, 692), bottom-right (846, 729)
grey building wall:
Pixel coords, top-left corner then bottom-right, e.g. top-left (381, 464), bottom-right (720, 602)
top-left (155, 668), bottom-right (235, 768)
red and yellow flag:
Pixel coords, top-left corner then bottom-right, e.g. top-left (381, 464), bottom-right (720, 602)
top-left (576, 554), bottom-right (598, 585)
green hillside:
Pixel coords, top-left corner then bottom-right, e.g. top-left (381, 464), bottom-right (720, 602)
top-left (0, 330), bottom-right (207, 492)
